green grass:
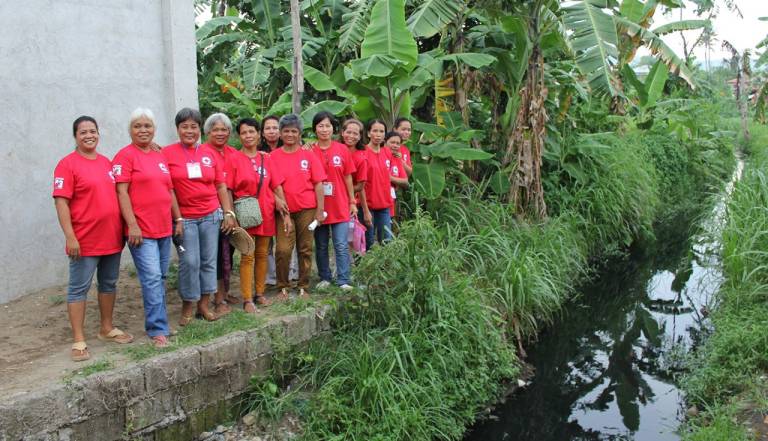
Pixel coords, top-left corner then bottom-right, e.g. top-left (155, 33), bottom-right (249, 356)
top-left (119, 310), bottom-right (266, 361)
top-left (63, 358), bottom-right (115, 383)
top-left (681, 121), bottom-right (768, 439)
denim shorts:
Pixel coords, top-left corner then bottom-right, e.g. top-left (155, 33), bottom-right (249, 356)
top-left (67, 252), bottom-right (122, 303)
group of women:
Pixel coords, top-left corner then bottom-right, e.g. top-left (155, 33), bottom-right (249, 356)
top-left (53, 108), bottom-right (412, 361)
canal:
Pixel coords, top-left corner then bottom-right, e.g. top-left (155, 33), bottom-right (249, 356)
top-left (465, 160), bottom-right (743, 441)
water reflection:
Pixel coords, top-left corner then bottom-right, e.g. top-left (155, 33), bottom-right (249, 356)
top-left (464, 212), bottom-right (722, 441)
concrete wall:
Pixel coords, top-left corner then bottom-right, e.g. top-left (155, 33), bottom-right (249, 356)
top-left (0, 0), bottom-right (198, 303)
top-left (0, 306), bottom-right (332, 441)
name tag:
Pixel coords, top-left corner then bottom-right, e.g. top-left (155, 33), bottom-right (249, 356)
top-left (323, 182), bottom-right (334, 196)
top-left (187, 162), bottom-right (202, 179)
top-left (390, 187), bottom-right (397, 199)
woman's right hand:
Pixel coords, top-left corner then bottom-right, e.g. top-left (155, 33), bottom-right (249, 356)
top-left (174, 221), bottom-right (184, 238)
top-left (363, 209), bottom-right (373, 227)
top-left (127, 224), bottom-right (143, 247)
top-left (66, 236), bottom-right (81, 260)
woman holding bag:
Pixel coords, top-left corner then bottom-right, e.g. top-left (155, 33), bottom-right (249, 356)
top-left (232, 118), bottom-right (292, 312)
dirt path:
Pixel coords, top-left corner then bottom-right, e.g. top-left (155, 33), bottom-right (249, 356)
top-left (0, 266), bottom-right (299, 399)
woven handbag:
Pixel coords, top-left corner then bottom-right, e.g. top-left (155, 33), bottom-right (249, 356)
top-left (234, 153), bottom-right (265, 229)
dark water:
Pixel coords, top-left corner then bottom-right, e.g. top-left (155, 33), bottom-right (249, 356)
top-left (465, 202), bottom-right (731, 441)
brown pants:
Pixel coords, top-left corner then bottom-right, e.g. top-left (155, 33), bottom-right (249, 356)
top-left (239, 235), bottom-right (271, 299)
top-left (276, 209), bottom-right (316, 289)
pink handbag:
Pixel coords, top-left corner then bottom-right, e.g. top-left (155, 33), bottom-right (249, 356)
top-left (350, 218), bottom-right (367, 255)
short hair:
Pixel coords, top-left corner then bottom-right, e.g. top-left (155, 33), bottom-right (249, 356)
top-left (279, 113), bottom-right (303, 132)
top-left (128, 108), bottom-right (156, 132)
top-left (341, 118), bottom-right (365, 151)
top-left (204, 112), bottom-right (233, 135)
top-left (384, 131), bottom-right (402, 144)
top-left (366, 118), bottom-right (387, 133)
top-left (72, 115), bottom-right (98, 137)
top-left (394, 117), bottom-right (411, 129)
top-left (174, 108), bottom-right (202, 128)
top-left (312, 111), bottom-right (338, 133)
top-left (237, 118), bottom-right (260, 134)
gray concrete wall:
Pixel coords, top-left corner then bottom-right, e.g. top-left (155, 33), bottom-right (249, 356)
top-left (0, 0), bottom-right (198, 303)
top-left (0, 305), bottom-right (333, 441)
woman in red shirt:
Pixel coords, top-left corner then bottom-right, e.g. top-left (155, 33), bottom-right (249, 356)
top-left (270, 114), bottom-right (326, 299)
top-left (393, 117), bottom-right (413, 176)
top-left (162, 108), bottom-right (236, 326)
top-left (202, 113), bottom-right (242, 316)
top-left (113, 108), bottom-right (181, 348)
top-left (53, 116), bottom-right (133, 362)
top-left (310, 112), bottom-right (357, 291)
top-left (362, 120), bottom-right (405, 249)
top-left (233, 118), bottom-right (292, 312)
top-left (341, 118), bottom-right (370, 227)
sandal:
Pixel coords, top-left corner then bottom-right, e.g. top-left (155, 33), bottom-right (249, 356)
top-left (151, 335), bottom-right (169, 349)
top-left (195, 310), bottom-right (219, 322)
top-left (255, 295), bottom-right (272, 307)
top-left (71, 341), bottom-right (90, 362)
top-left (179, 315), bottom-right (194, 327)
top-left (225, 294), bottom-right (241, 305)
top-left (276, 288), bottom-right (290, 303)
top-left (97, 328), bottom-right (134, 344)
top-left (243, 301), bottom-right (258, 314)
top-left (213, 301), bottom-right (231, 316)
top-left (299, 288), bottom-right (310, 300)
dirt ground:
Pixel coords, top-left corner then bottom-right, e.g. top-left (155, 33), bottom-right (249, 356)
top-left (0, 265), bottom-right (301, 399)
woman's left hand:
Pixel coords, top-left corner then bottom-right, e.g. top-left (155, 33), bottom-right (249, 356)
top-left (222, 215), bottom-right (237, 233)
top-left (349, 203), bottom-right (358, 219)
top-left (276, 198), bottom-right (289, 216)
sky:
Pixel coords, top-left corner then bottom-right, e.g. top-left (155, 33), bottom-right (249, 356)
top-left (652, 0), bottom-right (768, 63)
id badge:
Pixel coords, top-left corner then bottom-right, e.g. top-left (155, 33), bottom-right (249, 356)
top-left (187, 162), bottom-right (202, 179)
top-left (390, 187), bottom-right (397, 199)
top-left (323, 182), bottom-right (334, 196)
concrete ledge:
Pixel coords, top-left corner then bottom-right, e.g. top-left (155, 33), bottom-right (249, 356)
top-left (0, 304), bottom-right (335, 441)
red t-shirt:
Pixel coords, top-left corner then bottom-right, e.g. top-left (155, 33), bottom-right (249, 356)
top-left (269, 147), bottom-right (327, 213)
top-left (389, 151), bottom-right (407, 216)
top-left (112, 145), bottom-right (173, 238)
top-left (162, 143), bottom-right (224, 219)
top-left (364, 146), bottom-right (396, 211)
top-left (350, 148), bottom-right (368, 205)
top-left (205, 143), bottom-right (240, 189)
top-left (52, 151), bottom-right (124, 256)
top-left (399, 145), bottom-right (412, 167)
top-left (350, 149), bottom-right (368, 184)
top-left (231, 151), bottom-right (285, 237)
top-left (312, 141), bottom-right (356, 224)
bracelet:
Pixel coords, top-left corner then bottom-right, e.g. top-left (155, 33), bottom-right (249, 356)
top-left (175, 217), bottom-right (183, 223)
top-left (225, 211), bottom-right (236, 219)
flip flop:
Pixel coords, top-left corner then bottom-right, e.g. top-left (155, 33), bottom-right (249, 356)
top-left (179, 315), bottom-right (194, 327)
top-left (276, 288), bottom-right (290, 302)
top-left (71, 341), bottom-right (90, 362)
top-left (97, 328), bottom-right (134, 344)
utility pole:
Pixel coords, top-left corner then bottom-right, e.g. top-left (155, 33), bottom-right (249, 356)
top-left (290, 0), bottom-right (304, 114)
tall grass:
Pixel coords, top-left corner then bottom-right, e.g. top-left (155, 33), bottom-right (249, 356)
top-left (681, 122), bottom-right (768, 439)
top-left (241, 103), bottom-right (736, 440)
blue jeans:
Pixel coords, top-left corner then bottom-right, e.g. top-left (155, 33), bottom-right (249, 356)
top-left (67, 252), bottom-right (121, 303)
top-left (178, 210), bottom-right (222, 301)
top-left (129, 237), bottom-right (171, 337)
top-left (361, 208), bottom-right (392, 251)
top-left (314, 221), bottom-right (351, 285)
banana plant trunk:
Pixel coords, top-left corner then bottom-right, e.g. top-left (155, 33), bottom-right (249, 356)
top-left (290, 0), bottom-right (304, 114)
top-left (504, 45), bottom-right (548, 220)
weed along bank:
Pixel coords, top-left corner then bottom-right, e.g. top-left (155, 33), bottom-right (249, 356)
top-left (3, 0), bottom-right (768, 440)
